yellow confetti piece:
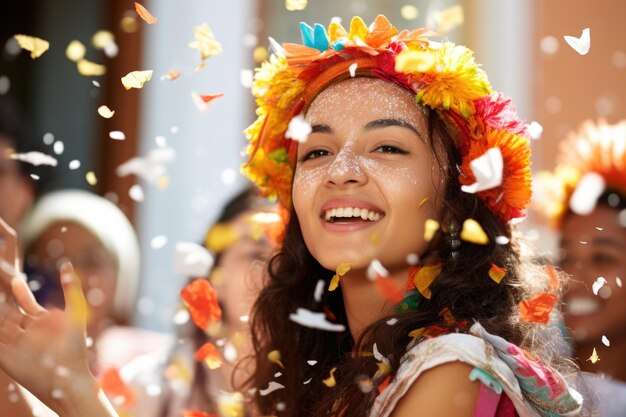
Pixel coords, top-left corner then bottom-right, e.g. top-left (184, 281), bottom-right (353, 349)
top-left (423, 219), bottom-right (439, 242)
top-left (157, 176), bottom-right (170, 190)
top-left (336, 262), bottom-right (351, 277)
top-left (418, 197), bottom-right (429, 208)
top-left (205, 223), bottom-right (240, 252)
top-left (14, 34), bottom-right (49, 59)
top-left (77, 59), bottom-right (107, 76)
top-left (194, 62), bottom-right (207, 72)
top-left (328, 275), bottom-right (340, 291)
top-left (231, 331), bottom-right (245, 348)
top-left (120, 15), bottom-right (140, 33)
top-left (92, 30), bottom-right (115, 49)
top-left (376, 361), bottom-right (391, 377)
top-left (121, 70), bottom-right (153, 90)
top-left (460, 218), bottom-right (489, 245)
top-left (401, 5), bottom-right (419, 20)
top-left (323, 367), bottom-right (337, 387)
top-left (253, 46), bottom-right (268, 63)
top-left (395, 50), bottom-right (436, 73)
top-left (65, 40), bottom-right (86, 62)
top-left (166, 357), bottom-right (193, 383)
top-left (217, 393), bottom-right (245, 417)
top-left (66, 280), bottom-right (90, 327)
top-left (267, 350), bottom-right (285, 369)
top-left (97, 105), bottom-right (115, 119)
top-left (411, 263), bottom-right (442, 299)
top-left (188, 23), bottom-right (223, 61)
top-left (587, 348), bottom-right (600, 364)
top-left (285, 0), bottom-right (308, 11)
top-left (204, 355), bottom-right (222, 370)
top-left (408, 327), bottom-right (425, 339)
top-left (369, 231), bottom-right (380, 246)
top-left (488, 263), bottom-right (507, 284)
top-left (86, 171), bottom-right (97, 186)
top-left (437, 5), bottom-right (464, 34)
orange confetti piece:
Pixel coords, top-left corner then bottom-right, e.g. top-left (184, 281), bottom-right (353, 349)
top-left (194, 342), bottom-right (222, 369)
top-left (519, 292), bottom-right (557, 324)
top-left (488, 263), bottom-right (506, 284)
top-left (180, 279), bottom-right (222, 330)
top-left (374, 276), bottom-right (404, 303)
top-left (377, 375), bottom-right (391, 394)
top-left (418, 197), bottom-right (429, 208)
top-left (166, 69), bottom-right (181, 80)
top-left (323, 367), bottom-right (337, 387)
top-left (99, 367), bottom-right (135, 406)
top-left (134, 2), bottom-right (157, 24)
top-left (268, 349), bottom-right (285, 368)
top-left (182, 410), bottom-right (218, 417)
top-left (410, 263), bottom-right (442, 299)
top-left (191, 92), bottom-right (224, 111)
top-left (545, 264), bottom-right (559, 290)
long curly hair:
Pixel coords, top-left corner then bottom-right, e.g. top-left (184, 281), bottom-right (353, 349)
top-left (246, 111), bottom-right (570, 417)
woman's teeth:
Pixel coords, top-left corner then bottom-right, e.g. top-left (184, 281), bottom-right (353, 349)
top-left (566, 296), bottom-right (601, 316)
top-left (324, 207), bottom-right (381, 222)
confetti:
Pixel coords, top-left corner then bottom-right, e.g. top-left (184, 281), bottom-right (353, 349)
top-left (406, 253), bottom-right (419, 265)
top-left (322, 367), bottom-right (337, 387)
top-left (285, 0), bottom-right (308, 11)
top-left (436, 5), bottom-right (464, 34)
top-left (205, 223), bottom-right (240, 252)
top-left (173, 242), bottom-right (214, 277)
top-left (488, 263), bottom-right (506, 284)
top-left (194, 342), bottom-right (222, 369)
top-left (253, 46), bottom-right (268, 62)
top-left (150, 235), bottom-right (167, 249)
top-left (99, 368), bottom-right (135, 406)
top-left (314, 279), bottom-right (324, 302)
top-left (289, 308), bottom-right (345, 332)
top-left (374, 276), bottom-right (404, 303)
top-left (602, 335), bottom-right (610, 347)
top-left (285, 115), bottom-right (312, 143)
top-left (367, 259), bottom-right (389, 281)
top-left (182, 410), bottom-right (217, 417)
top-left (519, 292), bottom-right (557, 324)
top-left (116, 146), bottom-right (175, 184)
top-left (191, 92), bottom-right (224, 111)
top-left (65, 40), bottom-right (86, 62)
top-left (329, 262), bottom-right (351, 291)
top-left (423, 219), bottom-right (439, 242)
top-left (77, 59), bottom-right (107, 76)
top-left (418, 197), bottom-right (429, 208)
top-left (121, 70), bottom-right (153, 90)
top-left (569, 172), bottom-right (605, 215)
top-left (386, 318), bottom-right (398, 325)
top-left (14, 34), bottom-right (49, 59)
top-left (86, 171), bottom-right (97, 185)
top-left (259, 381), bottom-right (285, 396)
top-left (181, 279), bottom-right (222, 330)
top-left (92, 30), bottom-right (114, 49)
top-left (461, 147), bottom-right (503, 194)
top-left (592, 277), bottom-right (607, 295)
top-left (107, 130), bottom-right (125, 141)
top-left (495, 236), bottom-right (509, 245)
top-left (587, 348), bottom-right (600, 364)
top-left (240, 69), bottom-right (253, 88)
top-left (98, 105), bottom-right (115, 119)
top-left (564, 28), bottom-right (590, 56)
top-left (134, 2), bottom-right (157, 24)
top-left (460, 219), bottom-right (489, 245)
top-left (528, 121), bottom-right (543, 140)
top-left (68, 160), bottom-right (81, 170)
top-left (128, 184), bottom-right (144, 202)
top-left (189, 23), bottom-right (223, 60)
top-left (401, 5), bottom-right (419, 20)
top-left (166, 69), bottom-right (181, 80)
top-left (349, 63), bottom-right (358, 77)
top-left (395, 50), bottom-right (435, 73)
top-left (328, 275), bottom-right (340, 292)
top-left (268, 350), bottom-right (285, 369)
top-left (53, 141), bottom-right (64, 155)
top-left (10, 151), bottom-right (58, 167)
top-left (410, 264), bottom-right (442, 299)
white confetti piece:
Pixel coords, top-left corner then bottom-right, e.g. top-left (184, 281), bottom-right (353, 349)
top-left (289, 308), bottom-right (345, 332)
top-left (116, 146), bottom-right (176, 184)
top-left (92, 80), bottom-right (101, 88)
top-left (616, 277), bottom-right (622, 288)
top-left (349, 63), bottom-right (358, 77)
top-left (386, 318), bottom-right (398, 325)
top-left (592, 277), bottom-right (607, 296)
top-left (129, 184), bottom-right (144, 202)
top-left (528, 121), bottom-right (543, 140)
top-left (602, 335), bottom-right (610, 347)
top-left (172, 309), bottom-right (190, 325)
top-left (303, 378), bottom-right (312, 385)
top-left (10, 151), bottom-right (58, 167)
top-left (268, 37), bottom-right (285, 58)
top-left (151, 235), bottom-right (168, 249)
top-left (314, 279), bottom-right (324, 302)
top-left (220, 168), bottom-right (236, 185)
top-left (259, 381), bottom-right (285, 396)
top-left (307, 360), bottom-right (317, 366)
top-left (30, 174), bottom-right (39, 180)
top-left (564, 28), bottom-right (590, 56)
top-left (68, 160), bottom-right (81, 170)
top-left (53, 141), bottom-right (64, 155)
top-left (461, 147), bottom-right (503, 193)
top-left (495, 236), bottom-right (510, 245)
top-left (285, 115), bottom-right (312, 143)
top-left (43, 132), bottom-right (54, 145)
top-left (173, 241), bottom-right (214, 277)
top-left (406, 253), bottom-right (419, 265)
top-left (224, 342), bottom-right (238, 362)
top-left (367, 259), bottom-right (388, 281)
top-left (569, 172), bottom-right (605, 215)
top-left (109, 130), bottom-right (126, 141)
top-left (240, 69), bottom-right (253, 88)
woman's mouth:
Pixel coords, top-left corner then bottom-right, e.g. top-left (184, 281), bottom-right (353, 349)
top-left (564, 295), bottom-right (601, 316)
top-left (323, 207), bottom-right (382, 223)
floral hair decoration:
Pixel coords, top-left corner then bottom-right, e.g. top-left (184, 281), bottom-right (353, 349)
top-left (535, 119), bottom-right (626, 226)
top-left (243, 15), bottom-right (532, 223)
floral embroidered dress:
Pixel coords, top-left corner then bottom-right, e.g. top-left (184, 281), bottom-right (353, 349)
top-left (370, 323), bottom-right (583, 417)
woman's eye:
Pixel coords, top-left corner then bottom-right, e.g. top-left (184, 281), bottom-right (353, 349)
top-left (373, 145), bottom-right (408, 154)
top-left (592, 253), bottom-right (618, 267)
top-left (300, 149), bottom-right (330, 161)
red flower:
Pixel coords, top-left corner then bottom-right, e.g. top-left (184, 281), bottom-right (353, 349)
top-left (180, 279), bottom-right (222, 330)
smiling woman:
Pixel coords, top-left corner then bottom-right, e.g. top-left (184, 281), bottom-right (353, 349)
top-left (245, 15), bottom-right (587, 417)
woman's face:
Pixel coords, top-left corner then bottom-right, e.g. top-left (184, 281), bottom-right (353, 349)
top-left (561, 204), bottom-right (626, 343)
top-left (293, 78), bottom-right (445, 273)
top-left (27, 221), bottom-right (118, 337)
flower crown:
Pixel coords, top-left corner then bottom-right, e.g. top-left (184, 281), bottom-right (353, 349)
top-left (535, 119), bottom-right (626, 225)
top-left (243, 15), bottom-right (532, 223)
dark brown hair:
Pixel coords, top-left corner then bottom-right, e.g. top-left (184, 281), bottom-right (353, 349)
top-left (247, 111), bottom-right (570, 417)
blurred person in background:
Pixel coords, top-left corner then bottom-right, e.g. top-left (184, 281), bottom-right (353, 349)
top-left (536, 119), bottom-right (626, 417)
top-left (121, 186), bottom-right (279, 417)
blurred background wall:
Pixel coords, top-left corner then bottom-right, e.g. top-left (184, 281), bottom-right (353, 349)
top-left (1, 0), bottom-right (624, 331)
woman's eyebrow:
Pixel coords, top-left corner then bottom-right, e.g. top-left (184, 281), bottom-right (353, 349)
top-left (363, 118), bottom-right (424, 141)
top-left (311, 124), bottom-right (333, 134)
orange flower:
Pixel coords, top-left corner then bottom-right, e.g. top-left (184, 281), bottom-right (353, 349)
top-left (488, 263), bottom-right (507, 284)
top-left (180, 279), bottom-right (222, 330)
top-left (519, 293), bottom-right (557, 324)
top-left (99, 367), bottom-right (135, 406)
